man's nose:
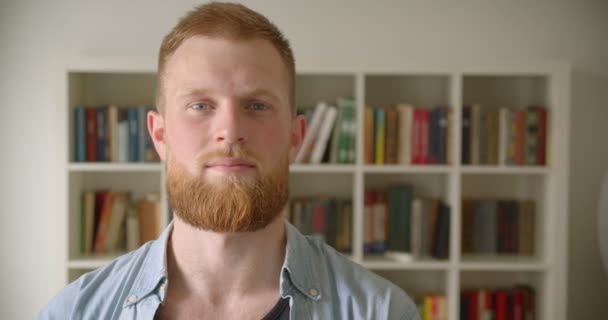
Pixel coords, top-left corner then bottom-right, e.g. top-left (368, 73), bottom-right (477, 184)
top-left (213, 104), bottom-right (247, 145)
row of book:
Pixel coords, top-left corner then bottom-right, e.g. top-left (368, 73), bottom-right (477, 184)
top-left (364, 187), bottom-right (450, 260)
top-left (294, 97), bottom-right (356, 164)
top-left (287, 197), bottom-right (352, 253)
top-left (462, 105), bottom-right (548, 166)
top-left (365, 105), bottom-right (454, 165)
top-left (73, 105), bottom-right (160, 162)
top-left (79, 190), bottom-right (162, 255)
top-left (415, 294), bottom-right (448, 320)
top-left (460, 286), bottom-right (535, 320)
top-left (461, 199), bottom-right (535, 255)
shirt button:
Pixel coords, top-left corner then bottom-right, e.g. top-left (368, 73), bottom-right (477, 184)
top-left (127, 295), bottom-right (137, 303)
top-left (309, 288), bottom-right (319, 297)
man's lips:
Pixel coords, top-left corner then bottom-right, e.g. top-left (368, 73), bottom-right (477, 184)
top-left (205, 158), bottom-right (256, 168)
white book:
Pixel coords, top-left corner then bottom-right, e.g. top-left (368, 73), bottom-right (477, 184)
top-left (310, 106), bottom-right (338, 164)
top-left (294, 102), bottom-right (328, 163)
top-left (396, 104), bottom-right (414, 164)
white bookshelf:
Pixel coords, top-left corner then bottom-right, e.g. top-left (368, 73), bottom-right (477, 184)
top-left (60, 58), bottom-right (570, 320)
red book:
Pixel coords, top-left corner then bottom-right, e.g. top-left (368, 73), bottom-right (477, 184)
top-left (537, 108), bottom-right (547, 165)
top-left (312, 200), bottom-right (325, 236)
top-left (94, 192), bottom-right (115, 254)
top-left (484, 290), bottom-right (493, 319)
top-left (468, 289), bottom-right (479, 320)
top-left (513, 289), bottom-right (523, 320)
top-left (494, 290), bottom-right (508, 320)
top-left (412, 109), bottom-right (430, 164)
top-left (85, 107), bottom-right (98, 162)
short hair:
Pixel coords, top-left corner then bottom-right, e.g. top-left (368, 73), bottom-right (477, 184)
top-left (156, 2), bottom-right (296, 115)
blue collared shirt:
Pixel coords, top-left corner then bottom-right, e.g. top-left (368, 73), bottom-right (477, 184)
top-left (39, 221), bottom-right (420, 319)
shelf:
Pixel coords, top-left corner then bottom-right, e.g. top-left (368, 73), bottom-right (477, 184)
top-left (360, 256), bottom-right (450, 270)
top-left (460, 165), bottom-right (550, 175)
top-left (459, 256), bottom-right (546, 271)
top-left (68, 162), bottom-right (162, 172)
top-left (67, 254), bottom-right (125, 269)
top-left (363, 165), bottom-right (452, 174)
top-left (289, 164), bottom-right (356, 173)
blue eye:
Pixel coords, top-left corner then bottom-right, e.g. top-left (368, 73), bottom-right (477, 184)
top-left (191, 103), bottom-right (210, 111)
top-left (249, 102), bottom-right (268, 111)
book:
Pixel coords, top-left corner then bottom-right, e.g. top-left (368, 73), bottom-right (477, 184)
top-left (137, 193), bottom-right (162, 245)
top-left (94, 192), bottom-right (115, 254)
top-left (462, 105), bottom-right (471, 164)
top-left (470, 104), bottom-right (481, 165)
top-left (385, 107), bottom-right (399, 164)
top-left (294, 102), bottom-right (327, 163)
top-left (395, 104), bottom-right (414, 165)
top-left (108, 105), bottom-right (119, 162)
top-left (74, 106), bottom-right (86, 162)
top-left (374, 108), bottom-right (386, 165)
top-left (310, 105), bottom-right (338, 164)
top-left (104, 192), bottom-right (129, 253)
top-left (96, 106), bottom-right (108, 162)
top-left (83, 191), bottom-right (95, 255)
top-left (85, 107), bottom-right (98, 162)
top-left (364, 106), bottom-right (375, 164)
top-left (386, 185), bottom-right (413, 256)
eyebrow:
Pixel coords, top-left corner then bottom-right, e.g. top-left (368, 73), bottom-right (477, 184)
top-left (178, 87), bottom-right (282, 104)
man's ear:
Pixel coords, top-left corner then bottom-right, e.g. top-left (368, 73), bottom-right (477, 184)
top-left (148, 110), bottom-right (167, 161)
top-left (288, 114), bottom-right (306, 163)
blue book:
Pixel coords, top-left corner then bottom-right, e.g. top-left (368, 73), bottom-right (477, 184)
top-left (137, 107), bottom-right (147, 162)
top-left (96, 106), bottom-right (107, 161)
top-left (74, 106), bottom-right (86, 162)
top-left (128, 107), bottom-right (139, 162)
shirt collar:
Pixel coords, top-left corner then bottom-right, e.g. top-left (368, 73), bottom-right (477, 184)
top-left (124, 219), bottom-right (322, 308)
top-left (281, 220), bottom-right (323, 301)
top-left (123, 221), bottom-right (172, 307)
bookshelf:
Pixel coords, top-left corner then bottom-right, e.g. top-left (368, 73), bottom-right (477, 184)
top-left (61, 58), bottom-right (570, 320)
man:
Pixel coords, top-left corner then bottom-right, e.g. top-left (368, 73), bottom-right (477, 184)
top-left (40, 2), bottom-right (419, 319)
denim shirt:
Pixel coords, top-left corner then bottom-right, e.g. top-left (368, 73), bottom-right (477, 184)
top-left (39, 221), bottom-right (420, 320)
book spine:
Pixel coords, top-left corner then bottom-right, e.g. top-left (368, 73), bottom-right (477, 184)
top-left (74, 106), bottom-right (86, 162)
top-left (471, 105), bottom-right (481, 165)
top-left (374, 108), bottom-right (386, 165)
top-left (85, 107), bottom-right (98, 162)
top-left (437, 107), bottom-right (447, 164)
top-left (295, 102), bottom-right (327, 163)
top-left (364, 107), bottom-right (374, 164)
top-left (537, 107), bottom-right (547, 165)
top-left (108, 105), bottom-right (118, 162)
top-left (96, 107), bottom-right (106, 162)
top-left (396, 105), bottom-right (413, 165)
top-left (461, 106), bottom-right (471, 165)
top-left (138, 107), bottom-right (146, 162)
top-left (385, 107), bottom-right (398, 164)
top-left (310, 106), bottom-right (338, 164)
top-left (515, 110), bottom-right (526, 165)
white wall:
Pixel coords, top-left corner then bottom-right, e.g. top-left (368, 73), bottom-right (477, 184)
top-left (1, 0), bottom-right (607, 318)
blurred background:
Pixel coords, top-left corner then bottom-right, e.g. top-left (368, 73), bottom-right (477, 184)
top-left (0, 0), bottom-right (607, 319)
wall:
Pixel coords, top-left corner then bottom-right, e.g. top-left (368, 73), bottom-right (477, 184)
top-left (1, 0), bottom-right (606, 318)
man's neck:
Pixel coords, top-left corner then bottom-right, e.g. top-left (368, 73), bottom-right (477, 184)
top-left (166, 215), bottom-right (287, 304)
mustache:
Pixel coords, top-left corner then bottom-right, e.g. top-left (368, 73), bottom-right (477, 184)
top-left (196, 145), bottom-right (261, 169)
